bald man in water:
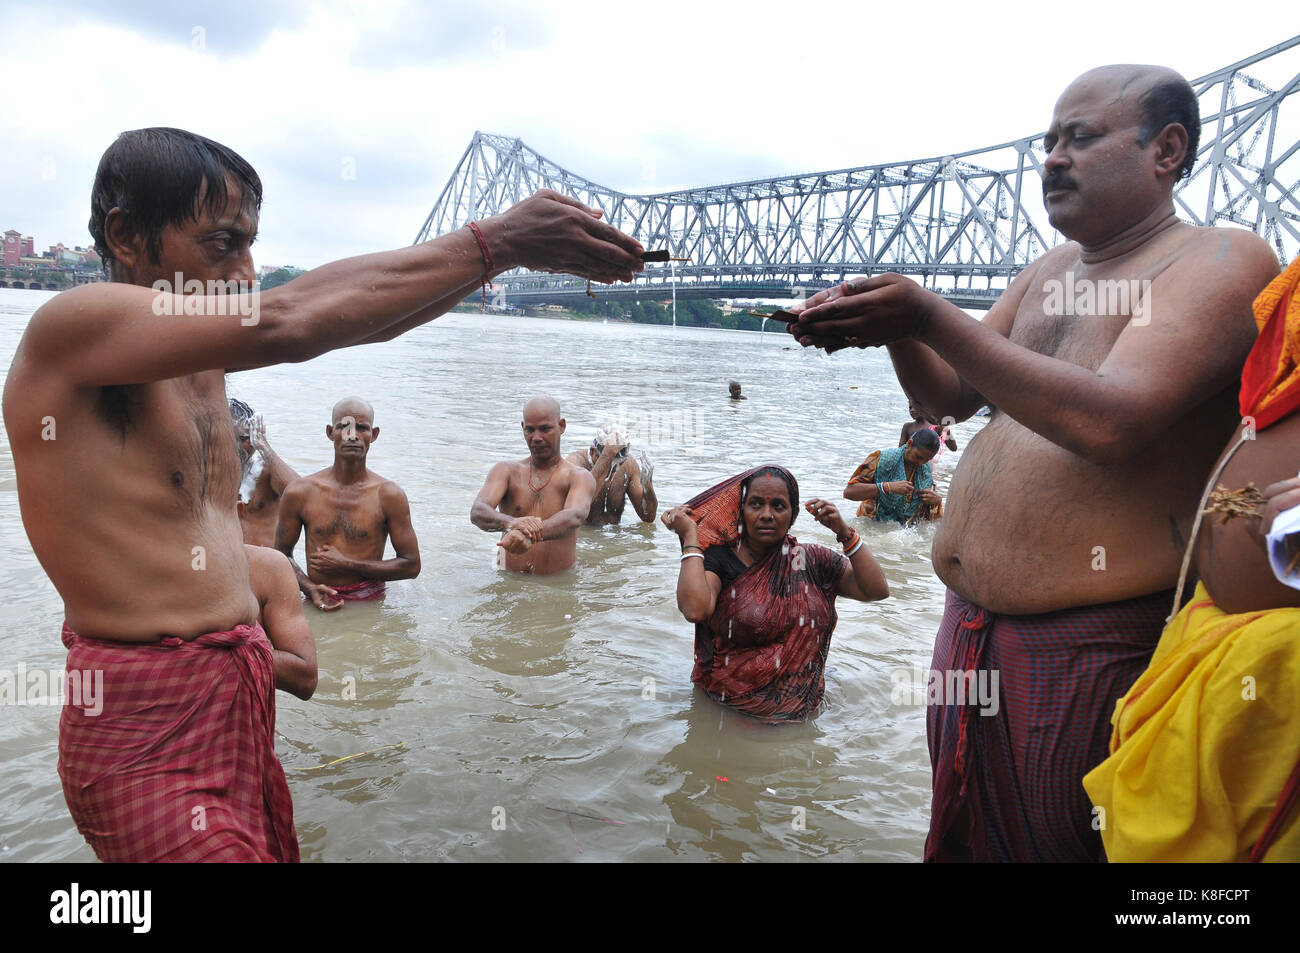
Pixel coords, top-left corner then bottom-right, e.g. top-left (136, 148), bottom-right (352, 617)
top-left (275, 398), bottom-right (421, 607)
top-left (471, 396), bottom-right (596, 574)
top-left (789, 65), bottom-right (1280, 861)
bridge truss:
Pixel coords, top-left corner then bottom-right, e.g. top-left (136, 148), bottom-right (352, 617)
top-left (415, 35), bottom-right (1300, 307)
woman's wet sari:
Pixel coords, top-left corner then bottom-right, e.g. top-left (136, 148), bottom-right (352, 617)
top-left (683, 466), bottom-right (846, 721)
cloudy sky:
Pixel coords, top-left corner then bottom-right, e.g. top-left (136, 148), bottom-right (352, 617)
top-left (1, 0), bottom-right (1294, 269)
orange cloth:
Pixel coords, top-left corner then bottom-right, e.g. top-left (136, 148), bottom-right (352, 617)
top-left (1240, 255), bottom-right (1300, 430)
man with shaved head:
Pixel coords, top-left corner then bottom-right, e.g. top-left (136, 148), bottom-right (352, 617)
top-left (789, 65), bottom-right (1280, 861)
top-left (471, 395), bottom-right (597, 574)
top-left (275, 398), bottom-right (420, 607)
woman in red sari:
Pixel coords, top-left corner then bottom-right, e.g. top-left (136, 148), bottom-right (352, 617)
top-left (662, 465), bottom-right (890, 721)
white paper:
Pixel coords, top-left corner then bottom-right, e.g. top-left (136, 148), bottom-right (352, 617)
top-left (1266, 504), bottom-right (1300, 590)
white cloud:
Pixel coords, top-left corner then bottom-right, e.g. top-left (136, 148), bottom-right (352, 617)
top-left (1, 0), bottom-right (1294, 268)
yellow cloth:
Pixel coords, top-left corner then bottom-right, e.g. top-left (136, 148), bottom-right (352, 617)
top-left (1082, 582), bottom-right (1300, 861)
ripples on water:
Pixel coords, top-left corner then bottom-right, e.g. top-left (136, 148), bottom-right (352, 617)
top-left (0, 289), bottom-right (985, 862)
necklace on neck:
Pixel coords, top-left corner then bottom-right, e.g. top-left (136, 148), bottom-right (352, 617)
top-left (529, 459), bottom-right (559, 495)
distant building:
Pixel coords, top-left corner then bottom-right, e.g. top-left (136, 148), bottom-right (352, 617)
top-left (3, 230), bottom-right (20, 267)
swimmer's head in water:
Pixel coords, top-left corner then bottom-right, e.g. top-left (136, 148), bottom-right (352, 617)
top-left (739, 465), bottom-right (799, 541)
top-left (521, 395), bottom-right (564, 462)
top-left (89, 127), bottom-right (262, 278)
top-left (327, 397), bottom-right (377, 458)
top-left (729, 381), bottom-right (742, 397)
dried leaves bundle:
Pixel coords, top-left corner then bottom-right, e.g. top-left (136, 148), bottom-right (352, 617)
top-left (1202, 482), bottom-right (1265, 524)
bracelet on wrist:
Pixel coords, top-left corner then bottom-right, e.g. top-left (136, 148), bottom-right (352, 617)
top-left (845, 537), bottom-right (865, 557)
top-left (680, 551), bottom-right (704, 562)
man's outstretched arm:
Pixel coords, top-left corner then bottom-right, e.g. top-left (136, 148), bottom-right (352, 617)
top-left (21, 191), bottom-right (644, 388)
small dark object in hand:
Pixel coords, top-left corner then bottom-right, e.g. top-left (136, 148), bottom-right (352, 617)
top-left (747, 309), bottom-right (800, 324)
top-left (640, 250), bottom-right (691, 262)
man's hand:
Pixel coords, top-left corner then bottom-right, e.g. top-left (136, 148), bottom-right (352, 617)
top-left (248, 413), bottom-right (272, 458)
top-left (498, 528), bottom-right (534, 555)
top-left (487, 190), bottom-right (645, 285)
top-left (804, 498), bottom-right (847, 537)
top-left (599, 435), bottom-right (628, 460)
top-left (1247, 473), bottom-right (1300, 552)
top-left (509, 516), bottom-right (545, 541)
top-left (788, 274), bottom-right (939, 352)
top-left (306, 581), bottom-right (343, 612)
top-left (307, 544), bottom-right (353, 575)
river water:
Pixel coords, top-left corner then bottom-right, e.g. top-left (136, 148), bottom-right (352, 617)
top-left (0, 287), bottom-right (986, 862)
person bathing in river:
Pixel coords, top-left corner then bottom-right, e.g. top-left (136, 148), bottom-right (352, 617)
top-left (471, 395), bottom-right (597, 574)
top-left (845, 428), bottom-right (944, 524)
top-left (788, 64), bottom-right (1280, 862)
top-left (899, 400), bottom-right (957, 457)
top-left (662, 465), bottom-right (889, 721)
top-left (230, 398), bottom-right (300, 547)
top-left (275, 398), bottom-right (421, 607)
top-left (4, 124), bottom-right (641, 861)
top-left (565, 423), bottom-right (657, 526)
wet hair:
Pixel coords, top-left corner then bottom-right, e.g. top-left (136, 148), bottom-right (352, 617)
top-left (89, 127), bottom-right (262, 273)
top-left (740, 465), bottom-right (800, 531)
top-left (228, 397), bottom-right (255, 425)
top-left (1135, 79), bottom-right (1200, 181)
top-left (910, 428), bottom-right (941, 452)
top-left (228, 398), bottom-right (255, 471)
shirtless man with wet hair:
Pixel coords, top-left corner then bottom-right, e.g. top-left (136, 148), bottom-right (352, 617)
top-left (789, 66), bottom-right (1280, 862)
top-left (275, 398), bottom-right (420, 607)
top-left (471, 395), bottom-right (597, 574)
top-left (230, 398), bottom-right (300, 547)
top-left (3, 126), bottom-right (643, 861)
top-left (565, 424), bottom-right (658, 526)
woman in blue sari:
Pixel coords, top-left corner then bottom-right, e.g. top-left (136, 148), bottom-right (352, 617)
top-left (844, 428), bottom-right (943, 524)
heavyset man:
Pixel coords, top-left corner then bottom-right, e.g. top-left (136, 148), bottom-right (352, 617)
top-left (3, 127), bottom-right (643, 861)
top-left (790, 65), bottom-right (1281, 861)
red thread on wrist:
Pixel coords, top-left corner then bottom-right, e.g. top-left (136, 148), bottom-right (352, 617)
top-left (467, 221), bottom-right (494, 313)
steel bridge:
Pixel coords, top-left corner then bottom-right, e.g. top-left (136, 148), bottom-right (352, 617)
top-left (415, 35), bottom-right (1300, 310)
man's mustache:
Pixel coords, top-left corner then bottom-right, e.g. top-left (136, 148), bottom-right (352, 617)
top-left (1042, 172), bottom-right (1077, 194)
